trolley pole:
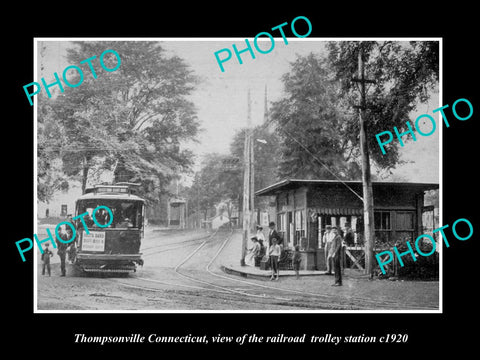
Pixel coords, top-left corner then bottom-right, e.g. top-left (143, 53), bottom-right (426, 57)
top-left (353, 45), bottom-right (376, 277)
top-left (241, 90), bottom-right (254, 266)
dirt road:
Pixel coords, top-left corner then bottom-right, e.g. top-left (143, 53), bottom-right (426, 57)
top-left (36, 228), bottom-right (439, 311)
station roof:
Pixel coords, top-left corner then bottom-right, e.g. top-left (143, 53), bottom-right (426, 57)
top-left (255, 179), bottom-right (439, 196)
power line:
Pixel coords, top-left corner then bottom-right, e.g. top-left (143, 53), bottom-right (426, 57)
top-left (249, 90), bottom-right (365, 202)
top-left (276, 127), bottom-right (364, 203)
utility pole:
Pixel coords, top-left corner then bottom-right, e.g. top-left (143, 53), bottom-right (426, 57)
top-left (241, 90), bottom-right (254, 266)
top-left (353, 44), bottom-right (376, 277)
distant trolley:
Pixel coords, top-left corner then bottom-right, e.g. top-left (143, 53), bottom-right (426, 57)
top-left (70, 183), bottom-right (145, 274)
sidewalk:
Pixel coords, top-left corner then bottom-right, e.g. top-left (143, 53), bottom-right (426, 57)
top-left (219, 230), bottom-right (328, 279)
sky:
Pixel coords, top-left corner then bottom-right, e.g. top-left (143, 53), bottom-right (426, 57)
top-left (37, 38), bottom-right (440, 185)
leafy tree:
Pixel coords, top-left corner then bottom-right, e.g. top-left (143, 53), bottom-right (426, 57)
top-left (37, 100), bottom-right (69, 202)
top-left (270, 53), bottom-right (362, 180)
top-left (326, 41), bottom-right (439, 173)
top-left (187, 153), bottom-right (238, 221)
top-left (38, 41), bottom-right (200, 204)
top-left (268, 41), bottom-right (439, 181)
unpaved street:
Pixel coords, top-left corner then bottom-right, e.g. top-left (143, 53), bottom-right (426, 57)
top-left (36, 228), bottom-right (439, 311)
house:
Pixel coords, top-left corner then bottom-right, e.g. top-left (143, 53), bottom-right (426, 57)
top-left (255, 179), bottom-right (439, 271)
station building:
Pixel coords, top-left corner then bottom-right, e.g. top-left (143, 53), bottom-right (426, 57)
top-left (255, 179), bottom-right (439, 271)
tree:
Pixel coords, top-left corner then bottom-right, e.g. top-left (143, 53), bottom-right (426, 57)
top-left (38, 41), bottom-right (200, 204)
top-left (187, 153), bottom-right (238, 222)
top-left (268, 42), bottom-right (439, 181)
top-left (270, 53), bottom-right (363, 181)
top-left (37, 100), bottom-right (70, 202)
top-left (326, 40), bottom-right (439, 275)
top-left (326, 41), bottom-right (439, 172)
top-left (267, 42), bottom-right (439, 275)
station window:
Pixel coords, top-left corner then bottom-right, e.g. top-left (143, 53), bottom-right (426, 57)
top-left (374, 211), bottom-right (391, 245)
top-left (374, 211), bottom-right (391, 230)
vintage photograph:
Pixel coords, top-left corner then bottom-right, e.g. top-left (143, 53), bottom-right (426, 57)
top-left (34, 38), bottom-right (440, 312)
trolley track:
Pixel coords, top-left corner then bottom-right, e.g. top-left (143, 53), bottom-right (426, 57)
top-left (202, 233), bottom-right (438, 310)
top-left (110, 229), bottom-right (438, 311)
top-left (141, 230), bottom-right (214, 256)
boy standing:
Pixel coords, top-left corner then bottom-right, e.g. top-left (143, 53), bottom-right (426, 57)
top-left (293, 245), bottom-right (302, 279)
top-left (268, 238), bottom-right (281, 281)
top-left (41, 243), bottom-right (53, 276)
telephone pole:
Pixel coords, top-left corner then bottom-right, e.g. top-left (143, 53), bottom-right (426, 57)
top-left (241, 90), bottom-right (254, 266)
top-left (353, 44), bottom-right (376, 277)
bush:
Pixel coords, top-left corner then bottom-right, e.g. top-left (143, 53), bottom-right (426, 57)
top-left (393, 242), bottom-right (439, 280)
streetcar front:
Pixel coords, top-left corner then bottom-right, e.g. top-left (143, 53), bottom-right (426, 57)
top-left (72, 185), bottom-right (145, 274)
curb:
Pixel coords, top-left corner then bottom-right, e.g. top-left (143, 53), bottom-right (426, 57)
top-left (221, 264), bottom-right (328, 280)
top-left (221, 265), bottom-right (271, 280)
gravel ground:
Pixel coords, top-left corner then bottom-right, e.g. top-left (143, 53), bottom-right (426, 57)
top-left (36, 227), bottom-right (439, 311)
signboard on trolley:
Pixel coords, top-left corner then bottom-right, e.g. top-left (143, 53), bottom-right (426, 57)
top-left (82, 231), bottom-right (106, 252)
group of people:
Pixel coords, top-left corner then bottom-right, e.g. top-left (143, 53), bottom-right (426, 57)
top-left (245, 222), bottom-right (348, 286)
top-left (245, 222), bottom-right (302, 281)
top-left (41, 219), bottom-right (75, 277)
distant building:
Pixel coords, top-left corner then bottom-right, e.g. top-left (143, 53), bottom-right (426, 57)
top-left (168, 197), bottom-right (187, 229)
top-left (37, 163), bottom-right (114, 219)
top-left (211, 213), bottom-right (230, 229)
top-left (37, 182), bottom-right (83, 219)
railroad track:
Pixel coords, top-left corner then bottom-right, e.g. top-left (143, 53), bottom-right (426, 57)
top-left (202, 233), bottom-right (438, 311)
top-left (141, 230), bottom-right (214, 257)
top-left (113, 229), bottom-right (438, 311)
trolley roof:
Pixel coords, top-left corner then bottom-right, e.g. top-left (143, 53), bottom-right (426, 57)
top-left (76, 184), bottom-right (145, 202)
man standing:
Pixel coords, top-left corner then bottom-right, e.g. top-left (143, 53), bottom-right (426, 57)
top-left (323, 225), bottom-right (334, 274)
top-left (268, 221), bottom-right (280, 247)
top-left (56, 227), bottom-right (71, 277)
top-left (330, 226), bottom-right (343, 286)
top-left (41, 243), bottom-right (53, 276)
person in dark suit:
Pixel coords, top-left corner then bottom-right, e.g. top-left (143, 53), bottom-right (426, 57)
top-left (330, 226), bottom-right (343, 286)
top-left (268, 221), bottom-right (280, 247)
top-left (56, 226), bottom-right (72, 277)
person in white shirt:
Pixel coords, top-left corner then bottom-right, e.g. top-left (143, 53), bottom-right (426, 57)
top-left (256, 225), bottom-right (265, 243)
top-left (268, 237), bottom-right (281, 280)
top-left (323, 225), bottom-right (334, 274)
top-left (245, 236), bottom-right (260, 267)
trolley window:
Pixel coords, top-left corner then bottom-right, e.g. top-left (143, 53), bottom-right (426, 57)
top-left (76, 199), bottom-right (144, 229)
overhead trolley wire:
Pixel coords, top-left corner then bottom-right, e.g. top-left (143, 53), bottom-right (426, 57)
top-left (250, 99), bottom-right (365, 203)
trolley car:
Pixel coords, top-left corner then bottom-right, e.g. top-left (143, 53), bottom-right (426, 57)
top-left (70, 183), bottom-right (145, 273)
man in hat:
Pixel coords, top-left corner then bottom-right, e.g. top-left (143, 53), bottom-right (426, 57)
top-left (56, 226), bottom-right (72, 277)
top-left (323, 225), bottom-right (334, 274)
top-left (41, 243), bottom-right (53, 276)
top-left (268, 221), bottom-right (280, 247)
top-left (330, 226), bottom-right (343, 286)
